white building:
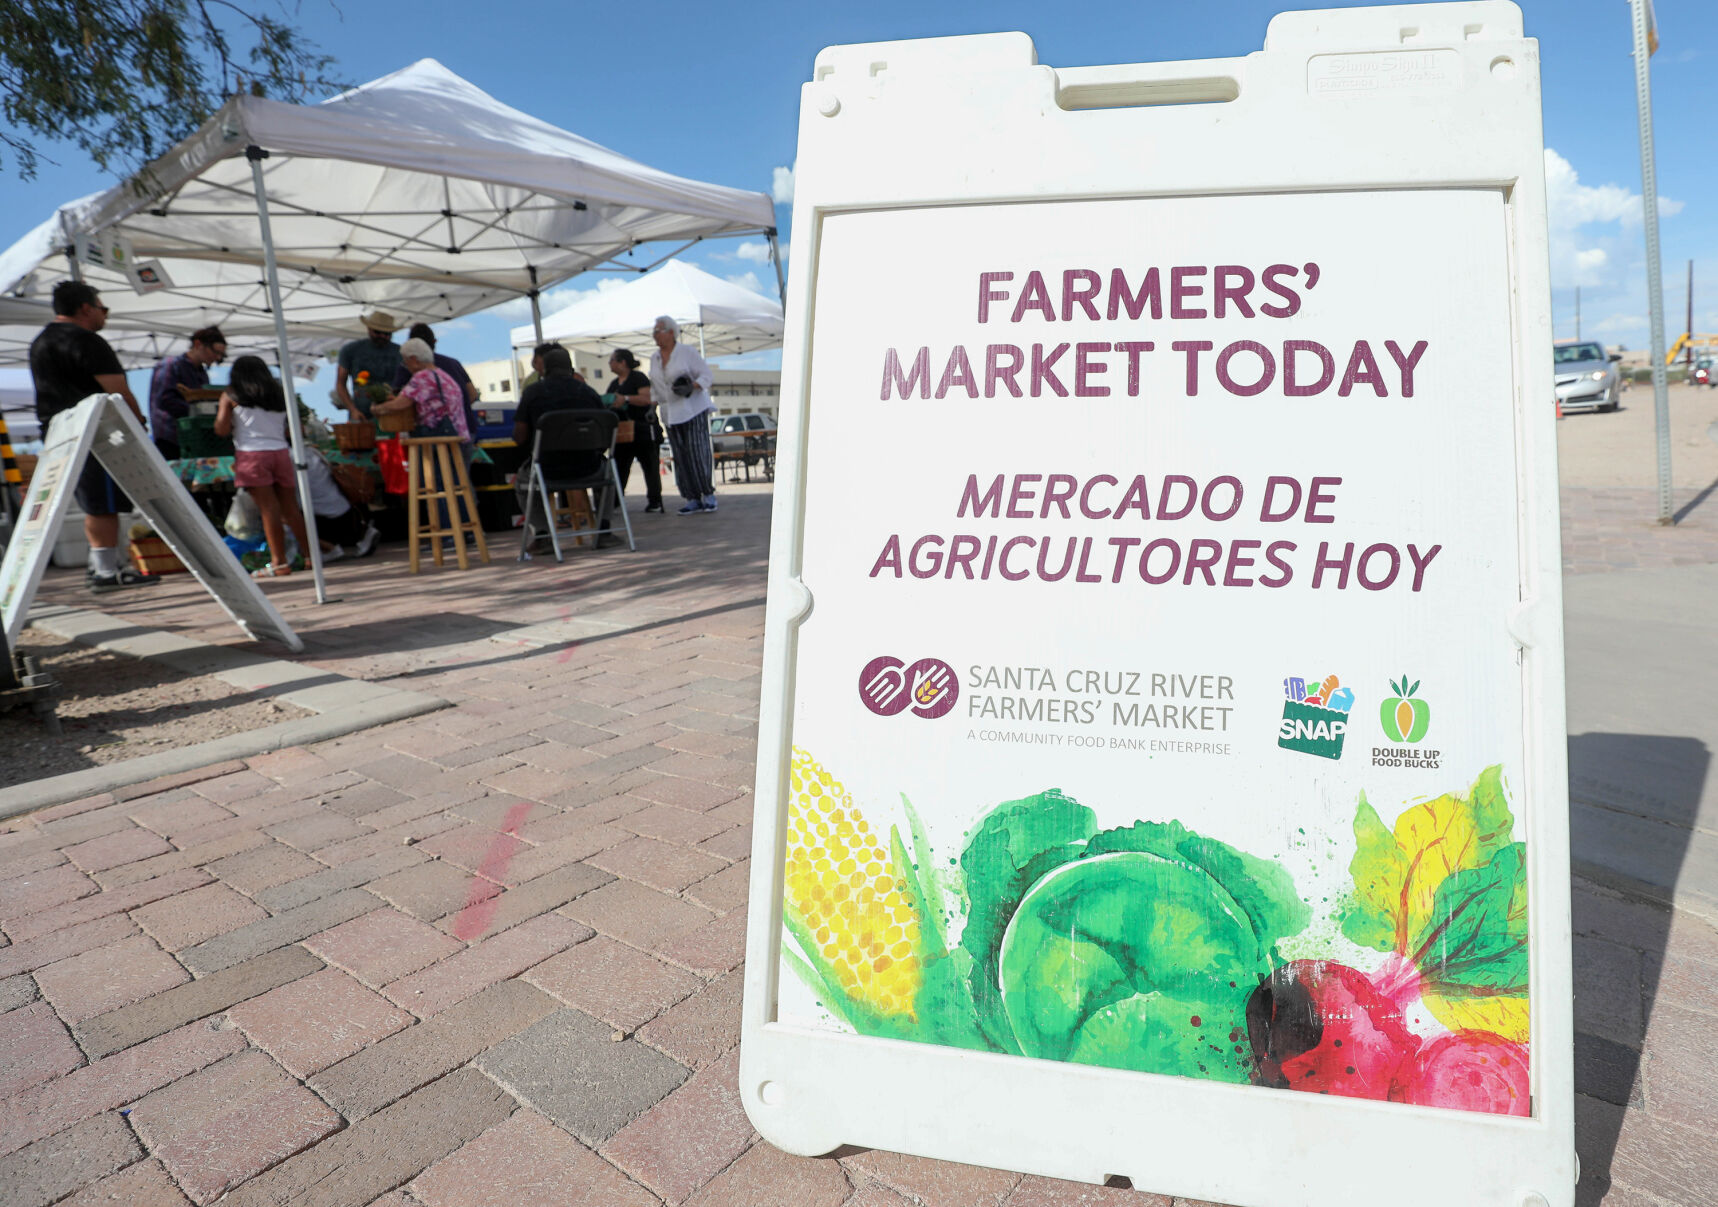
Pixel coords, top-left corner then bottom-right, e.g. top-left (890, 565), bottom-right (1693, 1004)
top-left (467, 355), bottom-right (779, 421)
top-left (709, 368), bottom-right (780, 423)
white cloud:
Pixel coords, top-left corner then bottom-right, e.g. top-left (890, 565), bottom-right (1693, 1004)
top-left (725, 271), bottom-right (767, 296)
top-left (1591, 313), bottom-right (1644, 336)
top-left (730, 239), bottom-right (789, 269)
top-left (772, 163), bottom-right (795, 205)
top-left (1542, 148), bottom-right (1687, 345)
top-left (1544, 148), bottom-right (1638, 227)
top-left (1546, 145), bottom-right (1676, 298)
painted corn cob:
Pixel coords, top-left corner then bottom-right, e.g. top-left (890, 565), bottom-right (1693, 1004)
top-left (785, 748), bottom-right (922, 1018)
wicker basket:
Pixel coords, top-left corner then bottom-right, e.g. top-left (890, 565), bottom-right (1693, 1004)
top-left (376, 409), bottom-right (415, 435)
top-left (128, 536), bottom-right (187, 576)
top-left (333, 421), bottom-right (376, 452)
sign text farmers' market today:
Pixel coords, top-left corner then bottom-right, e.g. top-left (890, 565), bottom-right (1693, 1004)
top-left (878, 262), bottom-right (1429, 402)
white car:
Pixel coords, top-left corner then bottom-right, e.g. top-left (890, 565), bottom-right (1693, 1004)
top-left (1553, 341), bottom-right (1621, 413)
top-left (709, 412), bottom-right (773, 454)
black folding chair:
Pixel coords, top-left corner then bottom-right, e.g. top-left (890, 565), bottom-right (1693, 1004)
top-left (516, 409), bottom-right (635, 562)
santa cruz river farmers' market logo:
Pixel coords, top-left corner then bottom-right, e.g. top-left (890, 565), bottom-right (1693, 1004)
top-left (1278, 674), bottom-right (1354, 760)
top-left (858, 656), bottom-right (959, 719)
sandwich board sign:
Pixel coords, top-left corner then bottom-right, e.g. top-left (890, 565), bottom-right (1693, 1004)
top-left (741, 4), bottom-right (1575, 1206)
top-left (0, 394), bottom-right (303, 653)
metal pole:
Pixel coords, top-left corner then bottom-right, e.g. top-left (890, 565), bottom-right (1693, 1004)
top-left (767, 231), bottom-right (787, 303)
top-left (59, 214), bottom-right (84, 283)
top-left (1630, 0), bottom-right (1673, 525)
top-left (247, 146), bottom-right (328, 600)
top-left (1628, 2), bottom-right (1669, 525)
top-left (528, 266), bottom-right (544, 345)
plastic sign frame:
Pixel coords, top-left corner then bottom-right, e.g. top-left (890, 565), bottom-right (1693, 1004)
top-left (742, 4), bottom-right (1573, 1206)
top-left (0, 394), bottom-right (302, 652)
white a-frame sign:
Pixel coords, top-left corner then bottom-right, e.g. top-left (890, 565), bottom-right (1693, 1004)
top-left (742, 4), bottom-right (1575, 1206)
top-left (0, 394), bottom-right (303, 652)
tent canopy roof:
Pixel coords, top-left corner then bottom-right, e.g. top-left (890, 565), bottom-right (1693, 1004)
top-left (0, 60), bottom-right (775, 364)
top-left (512, 260), bottom-right (783, 358)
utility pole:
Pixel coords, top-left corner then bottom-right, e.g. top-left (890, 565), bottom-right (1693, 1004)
top-left (1686, 260), bottom-right (1694, 369)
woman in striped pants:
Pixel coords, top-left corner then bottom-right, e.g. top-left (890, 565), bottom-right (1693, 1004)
top-left (648, 315), bottom-right (718, 514)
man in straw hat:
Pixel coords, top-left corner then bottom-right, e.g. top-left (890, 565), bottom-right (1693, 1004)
top-left (334, 310), bottom-right (403, 419)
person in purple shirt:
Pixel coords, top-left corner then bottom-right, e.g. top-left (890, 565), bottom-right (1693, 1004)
top-left (147, 326), bottom-right (226, 459)
top-left (390, 323), bottom-right (478, 437)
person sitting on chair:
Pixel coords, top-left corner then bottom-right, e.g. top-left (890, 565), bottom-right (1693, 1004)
top-left (513, 346), bottom-right (619, 550)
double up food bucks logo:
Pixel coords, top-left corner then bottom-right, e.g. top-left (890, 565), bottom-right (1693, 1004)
top-left (1374, 674), bottom-right (1441, 769)
top-left (1279, 674), bottom-right (1354, 760)
top-left (1379, 675), bottom-right (1430, 742)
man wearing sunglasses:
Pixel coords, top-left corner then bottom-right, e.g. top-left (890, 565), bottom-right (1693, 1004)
top-left (147, 325), bottom-right (227, 460)
top-left (29, 280), bottom-right (161, 593)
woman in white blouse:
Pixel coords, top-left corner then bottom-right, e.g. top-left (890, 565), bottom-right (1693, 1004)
top-left (648, 315), bottom-right (717, 515)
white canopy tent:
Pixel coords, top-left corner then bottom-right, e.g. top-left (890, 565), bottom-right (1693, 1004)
top-left (0, 59), bottom-right (780, 602)
top-left (509, 260), bottom-right (784, 358)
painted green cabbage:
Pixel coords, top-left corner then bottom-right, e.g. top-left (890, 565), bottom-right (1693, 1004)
top-left (923, 792), bottom-right (1310, 1082)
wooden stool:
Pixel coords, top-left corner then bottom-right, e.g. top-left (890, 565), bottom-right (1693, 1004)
top-left (549, 489), bottom-right (595, 548)
top-left (402, 436), bottom-right (490, 573)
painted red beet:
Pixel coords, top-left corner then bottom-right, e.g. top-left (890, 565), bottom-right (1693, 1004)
top-left (1252, 960), bottom-right (1421, 1100)
top-left (1398, 1031), bottom-right (1531, 1116)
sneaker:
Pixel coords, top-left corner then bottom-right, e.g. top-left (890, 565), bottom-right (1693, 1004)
top-left (677, 501), bottom-right (703, 515)
top-left (322, 545), bottom-right (346, 564)
top-left (701, 495), bottom-right (718, 513)
top-left (354, 524), bottom-right (381, 558)
top-left (644, 501), bottom-right (664, 513)
top-left (87, 567), bottom-right (162, 594)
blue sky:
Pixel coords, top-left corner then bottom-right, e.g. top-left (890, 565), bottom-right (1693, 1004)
top-left (3, 0), bottom-right (1714, 411)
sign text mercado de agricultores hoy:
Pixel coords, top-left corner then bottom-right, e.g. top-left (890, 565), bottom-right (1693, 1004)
top-left (742, 9), bottom-right (1576, 1207)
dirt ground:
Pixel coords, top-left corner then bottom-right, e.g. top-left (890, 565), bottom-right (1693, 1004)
top-left (0, 627), bottom-right (310, 787)
top-left (1556, 379), bottom-right (1718, 491)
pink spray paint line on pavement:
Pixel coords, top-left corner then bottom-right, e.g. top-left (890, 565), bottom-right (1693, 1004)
top-left (448, 799), bottom-right (536, 941)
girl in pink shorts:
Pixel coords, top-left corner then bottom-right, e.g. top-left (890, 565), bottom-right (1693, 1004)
top-left (216, 356), bottom-right (311, 578)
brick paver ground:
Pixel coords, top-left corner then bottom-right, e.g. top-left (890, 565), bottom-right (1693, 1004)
top-left (0, 478), bottom-right (1712, 1206)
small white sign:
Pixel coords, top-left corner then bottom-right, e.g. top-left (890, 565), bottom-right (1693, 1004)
top-left (0, 395), bottom-right (302, 652)
top-left (128, 260), bottom-right (174, 295)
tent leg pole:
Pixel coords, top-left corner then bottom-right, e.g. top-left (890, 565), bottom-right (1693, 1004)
top-left (247, 145), bottom-right (328, 605)
top-left (767, 232), bottom-right (786, 303)
top-left (529, 266), bottom-right (544, 345)
top-left (59, 214), bottom-right (84, 283)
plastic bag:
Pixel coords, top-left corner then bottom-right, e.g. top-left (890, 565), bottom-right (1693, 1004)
top-left (224, 489), bottom-right (262, 541)
top-left (375, 437), bottom-right (409, 494)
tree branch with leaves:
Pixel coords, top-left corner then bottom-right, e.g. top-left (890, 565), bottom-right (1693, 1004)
top-left (0, 0), bottom-right (345, 179)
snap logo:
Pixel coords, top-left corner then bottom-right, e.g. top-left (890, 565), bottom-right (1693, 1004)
top-left (858, 656), bottom-right (959, 719)
top-left (1278, 673), bottom-right (1355, 760)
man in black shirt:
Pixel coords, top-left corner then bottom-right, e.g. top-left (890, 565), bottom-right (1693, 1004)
top-left (29, 281), bottom-right (161, 592)
top-left (513, 345), bottom-right (619, 550)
